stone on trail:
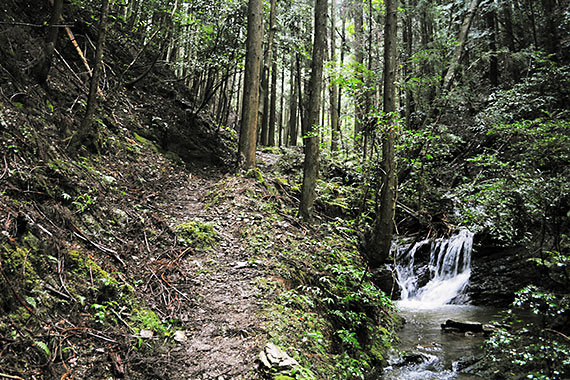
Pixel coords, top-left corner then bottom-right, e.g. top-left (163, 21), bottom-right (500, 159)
top-left (258, 342), bottom-right (299, 372)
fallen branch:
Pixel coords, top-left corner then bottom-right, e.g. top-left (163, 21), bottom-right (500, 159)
top-left (54, 48), bottom-right (88, 93)
top-left (0, 373), bottom-right (25, 380)
top-left (0, 155), bottom-right (8, 180)
top-left (0, 21), bottom-right (71, 28)
top-left (546, 328), bottom-right (570, 341)
top-left (72, 224), bottom-right (125, 266)
top-left (64, 26), bottom-right (103, 96)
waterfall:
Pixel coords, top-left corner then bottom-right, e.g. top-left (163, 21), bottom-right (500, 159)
top-left (395, 229), bottom-right (474, 307)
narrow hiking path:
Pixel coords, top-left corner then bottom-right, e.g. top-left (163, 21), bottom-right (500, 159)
top-left (147, 165), bottom-right (268, 379)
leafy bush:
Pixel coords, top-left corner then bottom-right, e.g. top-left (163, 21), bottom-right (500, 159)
top-left (482, 286), bottom-right (570, 380)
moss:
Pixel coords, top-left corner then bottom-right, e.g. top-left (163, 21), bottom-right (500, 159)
top-left (130, 308), bottom-right (170, 336)
top-left (8, 306), bottom-right (32, 324)
top-left (67, 250), bottom-right (108, 279)
top-left (175, 221), bottom-right (219, 251)
top-left (1, 243), bottom-right (39, 281)
top-left (133, 132), bottom-right (159, 153)
top-left (245, 167), bottom-right (266, 186)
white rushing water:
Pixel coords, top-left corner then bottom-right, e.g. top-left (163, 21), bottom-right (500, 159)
top-left (395, 229), bottom-right (474, 308)
top-left (383, 230), bottom-right (489, 380)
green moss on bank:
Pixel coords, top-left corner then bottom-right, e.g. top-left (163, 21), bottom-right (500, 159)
top-left (175, 220), bottom-right (219, 251)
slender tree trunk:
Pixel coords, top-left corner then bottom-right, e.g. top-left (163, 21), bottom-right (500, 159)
top-left (299, 0), bottom-right (327, 222)
top-left (528, 0), bottom-right (538, 49)
top-left (442, 0), bottom-right (482, 92)
top-left (296, 54), bottom-right (307, 139)
top-left (288, 55), bottom-right (298, 146)
top-left (329, 0), bottom-right (340, 151)
top-left (402, 0), bottom-right (414, 129)
top-left (368, 0), bottom-right (398, 267)
top-left (339, 14), bottom-right (346, 154)
top-left (501, 1), bottom-right (519, 82)
top-left (279, 63), bottom-right (285, 146)
top-left (486, 6), bottom-right (499, 86)
top-left (353, 0), bottom-right (365, 147)
top-left (238, 0), bottom-right (263, 169)
top-left (72, 0), bottom-right (110, 153)
top-left (259, 0), bottom-right (277, 146)
top-left (33, 0), bottom-right (64, 85)
top-left (268, 61), bottom-right (278, 146)
top-left (541, 0), bottom-right (559, 59)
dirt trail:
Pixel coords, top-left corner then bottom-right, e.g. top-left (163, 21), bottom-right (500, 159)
top-left (153, 166), bottom-right (265, 379)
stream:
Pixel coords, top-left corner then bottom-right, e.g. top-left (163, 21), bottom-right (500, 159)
top-left (383, 230), bottom-right (498, 380)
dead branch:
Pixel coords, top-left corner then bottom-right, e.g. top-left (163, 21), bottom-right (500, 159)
top-left (0, 373), bottom-right (25, 380)
top-left (0, 21), bottom-right (71, 28)
top-left (72, 224), bottom-right (125, 266)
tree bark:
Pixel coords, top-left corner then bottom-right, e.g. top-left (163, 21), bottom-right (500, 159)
top-left (72, 0), bottom-right (109, 153)
top-left (442, 0), bottom-right (482, 92)
top-left (368, 0), bottom-right (398, 267)
top-left (329, 0), bottom-right (340, 151)
top-left (352, 0), bottom-right (365, 147)
top-left (259, 0), bottom-right (277, 146)
top-left (279, 63), bottom-right (285, 146)
top-left (402, 0), bottom-right (414, 129)
top-left (32, 0), bottom-right (64, 86)
top-left (268, 60), bottom-right (278, 146)
top-left (485, 6), bottom-right (499, 86)
top-left (238, 0), bottom-right (264, 169)
top-left (299, 0), bottom-right (327, 222)
top-left (288, 55), bottom-right (298, 147)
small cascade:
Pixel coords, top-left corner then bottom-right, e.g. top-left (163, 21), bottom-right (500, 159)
top-left (395, 229), bottom-right (474, 307)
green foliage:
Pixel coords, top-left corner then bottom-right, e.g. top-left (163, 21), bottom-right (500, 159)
top-left (130, 308), bottom-right (172, 337)
top-left (174, 220), bottom-right (219, 250)
top-left (452, 117), bottom-right (569, 244)
top-left (483, 286), bottom-right (570, 380)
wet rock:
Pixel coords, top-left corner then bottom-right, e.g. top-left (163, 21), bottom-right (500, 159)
top-left (399, 351), bottom-right (434, 366)
top-left (468, 241), bottom-right (539, 307)
top-left (371, 265), bottom-right (400, 299)
top-left (441, 319), bottom-right (483, 333)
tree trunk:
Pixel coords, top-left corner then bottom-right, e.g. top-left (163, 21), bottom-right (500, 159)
top-left (486, 7), bottom-right (499, 86)
top-left (541, 0), bottom-right (559, 59)
top-left (259, 0), bottom-right (277, 146)
top-left (299, 0), bottom-right (327, 222)
top-left (442, 0), bottom-right (482, 92)
top-left (501, 1), bottom-right (519, 82)
top-left (279, 63), bottom-right (285, 147)
top-left (367, 0), bottom-right (398, 267)
top-left (238, 0), bottom-right (264, 170)
top-left (353, 0), bottom-right (365, 147)
top-left (268, 61), bottom-right (278, 146)
top-left (288, 55), bottom-right (298, 147)
top-left (72, 0), bottom-right (110, 153)
top-left (402, 0), bottom-right (414, 129)
top-left (33, 0), bottom-right (64, 86)
top-left (329, 0), bottom-right (340, 152)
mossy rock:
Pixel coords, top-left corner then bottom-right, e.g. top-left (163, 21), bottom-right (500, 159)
top-left (1, 243), bottom-right (39, 281)
top-left (175, 221), bottom-right (219, 251)
top-left (67, 249), bottom-right (108, 279)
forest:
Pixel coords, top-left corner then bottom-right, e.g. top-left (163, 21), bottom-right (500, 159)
top-left (0, 0), bottom-right (568, 379)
